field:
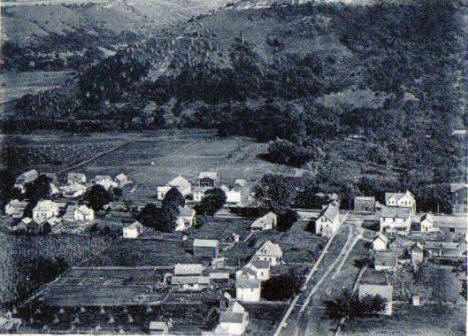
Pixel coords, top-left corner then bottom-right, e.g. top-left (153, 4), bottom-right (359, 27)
top-left (244, 303), bottom-right (287, 336)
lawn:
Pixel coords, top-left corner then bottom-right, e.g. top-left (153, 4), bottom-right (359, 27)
top-left (190, 217), bottom-right (253, 242)
top-left (243, 303), bottom-right (286, 336)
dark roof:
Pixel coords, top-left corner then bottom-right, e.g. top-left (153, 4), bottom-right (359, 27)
top-left (320, 205), bottom-right (339, 222)
top-left (236, 278), bottom-right (260, 289)
top-left (171, 276), bottom-right (210, 285)
top-left (219, 312), bottom-right (245, 324)
top-left (374, 251), bottom-right (397, 267)
top-left (381, 206), bottom-right (412, 219)
top-left (250, 260), bottom-right (270, 269)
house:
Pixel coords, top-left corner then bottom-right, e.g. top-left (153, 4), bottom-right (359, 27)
top-left (223, 184), bottom-right (249, 207)
top-left (252, 240), bottom-right (283, 266)
top-left (149, 321), bottom-right (170, 335)
top-left (175, 207), bottom-right (196, 231)
top-left (123, 221), bottom-right (144, 238)
top-left (193, 239), bottom-right (220, 258)
top-left (315, 205), bottom-right (340, 238)
top-left (174, 263), bottom-right (204, 276)
top-left (385, 191), bottom-right (416, 213)
top-left (410, 242), bottom-right (424, 269)
top-left (14, 169), bottom-right (39, 191)
top-left (374, 251), bottom-right (397, 271)
top-left (32, 200), bottom-right (60, 224)
top-left (157, 175), bottom-right (191, 200)
top-left (434, 220), bottom-right (467, 235)
top-left (94, 175), bottom-right (118, 190)
top-left (236, 278), bottom-right (261, 302)
top-left (354, 196), bottom-right (376, 212)
top-left (4, 199), bottom-right (28, 218)
top-left (235, 266), bottom-right (257, 280)
top-left (372, 233), bottom-right (388, 251)
top-left (193, 187), bottom-right (210, 202)
top-left (60, 183), bottom-right (87, 198)
top-left (425, 241), bottom-right (463, 259)
top-left (74, 205), bottom-right (94, 223)
top-left (251, 212), bottom-right (277, 231)
top-left (359, 269), bottom-right (393, 315)
top-left (67, 173), bottom-right (87, 185)
top-left (380, 206), bottom-right (412, 235)
top-left (245, 260), bottom-right (270, 280)
top-left (197, 172), bottom-right (219, 187)
top-left (115, 173), bottom-right (131, 188)
top-left (420, 213), bottom-right (435, 232)
top-left (215, 301), bottom-right (249, 336)
top-left (450, 183), bottom-right (467, 215)
top-left (171, 275), bottom-right (210, 291)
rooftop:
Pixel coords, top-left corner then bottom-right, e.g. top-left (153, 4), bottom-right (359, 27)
top-left (385, 190), bottom-right (415, 203)
top-left (360, 268), bottom-right (389, 285)
top-left (256, 240), bottom-right (283, 257)
top-left (374, 251), bottom-right (397, 267)
top-left (219, 312), bottom-right (245, 324)
top-left (320, 204), bottom-right (339, 221)
top-left (236, 278), bottom-right (260, 289)
top-left (425, 241), bottom-right (459, 250)
top-left (381, 206), bottom-right (412, 219)
top-left (174, 263), bottom-right (204, 276)
top-left (249, 259), bottom-right (270, 270)
top-left (171, 276), bottom-right (210, 285)
top-left (193, 239), bottom-right (219, 248)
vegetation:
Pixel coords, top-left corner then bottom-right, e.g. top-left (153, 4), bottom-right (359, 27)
top-left (162, 187), bottom-right (185, 209)
top-left (138, 203), bottom-right (178, 232)
top-left (84, 185), bottom-right (112, 211)
top-left (324, 289), bottom-right (387, 319)
top-left (262, 274), bottom-right (298, 301)
top-left (195, 188), bottom-right (227, 216)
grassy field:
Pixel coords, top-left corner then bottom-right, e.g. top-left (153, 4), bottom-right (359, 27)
top-left (244, 303), bottom-right (287, 336)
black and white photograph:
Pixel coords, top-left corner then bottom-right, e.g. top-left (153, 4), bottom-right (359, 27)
top-left (0, 0), bottom-right (466, 335)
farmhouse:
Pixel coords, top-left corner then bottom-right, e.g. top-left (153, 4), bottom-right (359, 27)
top-left (251, 212), bottom-right (277, 231)
top-left (32, 200), bottom-right (60, 224)
top-left (157, 175), bottom-right (192, 200)
top-left (60, 183), bottom-right (86, 198)
top-left (315, 204), bottom-right (340, 238)
top-left (380, 206), bottom-right (412, 235)
top-left (420, 213), bottom-right (435, 232)
top-left (193, 186), bottom-right (210, 202)
top-left (74, 204), bottom-right (94, 223)
top-left (94, 175), bottom-right (118, 190)
top-left (175, 207), bottom-right (196, 231)
top-left (425, 241), bottom-right (463, 259)
top-left (14, 169), bottom-right (39, 191)
top-left (123, 221), bottom-right (144, 238)
top-left (222, 184), bottom-right (249, 207)
top-left (359, 269), bottom-right (393, 315)
top-left (450, 183), bottom-right (467, 215)
top-left (67, 172), bottom-right (87, 185)
top-left (4, 199), bottom-right (28, 218)
top-left (374, 251), bottom-right (397, 271)
top-left (253, 240), bottom-right (283, 266)
top-left (236, 278), bottom-right (261, 302)
top-left (354, 196), bottom-right (376, 212)
top-left (373, 233), bottom-right (389, 251)
top-left (215, 301), bottom-right (249, 336)
top-left (385, 191), bottom-right (416, 213)
top-left (197, 171), bottom-right (219, 187)
top-left (193, 239), bottom-right (220, 258)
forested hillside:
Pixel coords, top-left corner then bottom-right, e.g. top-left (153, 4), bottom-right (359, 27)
top-left (9, 0), bottom-right (467, 212)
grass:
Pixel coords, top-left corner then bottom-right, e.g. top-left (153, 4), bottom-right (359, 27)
top-left (244, 303), bottom-right (286, 336)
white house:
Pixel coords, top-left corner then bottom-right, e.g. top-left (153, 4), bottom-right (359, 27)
top-left (385, 191), bottom-right (416, 213)
top-left (222, 184), bottom-right (249, 207)
top-left (174, 263), bottom-right (204, 276)
top-left (197, 171), bottom-right (219, 187)
top-left (60, 183), bottom-right (87, 198)
top-left (251, 212), bottom-right (277, 231)
top-left (14, 169), bottom-right (39, 192)
top-left (94, 175), bottom-right (118, 190)
top-left (236, 278), bottom-right (261, 302)
top-left (5, 199), bottom-right (29, 218)
top-left (157, 175), bottom-right (191, 200)
top-left (359, 269), bottom-right (393, 315)
top-left (315, 205), bottom-right (340, 238)
top-left (67, 173), bottom-right (87, 185)
top-left (171, 275), bottom-right (210, 291)
top-left (253, 240), bottom-right (283, 266)
top-left (420, 213), bottom-right (435, 232)
top-left (380, 206), bottom-right (412, 235)
top-left (74, 205), bottom-right (94, 223)
top-left (115, 173), bottom-right (131, 188)
top-left (123, 221), bottom-right (144, 238)
top-left (193, 187), bottom-right (210, 202)
top-left (372, 233), bottom-right (388, 251)
top-left (175, 206), bottom-right (196, 231)
top-left (32, 200), bottom-right (60, 224)
top-left (246, 260), bottom-right (270, 281)
top-left (215, 301), bottom-right (249, 336)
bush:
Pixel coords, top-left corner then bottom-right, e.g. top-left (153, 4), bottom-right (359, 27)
top-left (275, 207), bottom-right (299, 232)
top-left (324, 289), bottom-right (387, 319)
top-left (195, 188), bottom-right (226, 216)
top-left (264, 138), bottom-right (318, 167)
top-left (84, 185), bottom-right (112, 211)
top-left (162, 187), bottom-right (185, 209)
top-left (262, 274), bottom-right (298, 301)
top-left (138, 203), bottom-right (177, 232)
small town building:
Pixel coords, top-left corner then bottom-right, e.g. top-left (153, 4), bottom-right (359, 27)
top-left (315, 205), bottom-right (340, 238)
top-left (60, 183), bottom-right (86, 198)
top-left (252, 240), bottom-right (283, 266)
top-left (222, 184), bottom-right (249, 207)
top-left (358, 269), bottom-right (393, 315)
top-left (149, 321), bottom-right (170, 335)
top-left (14, 169), bottom-right (39, 191)
top-left (193, 187), bottom-right (210, 202)
top-left (171, 275), bottom-right (210, 291)
top-left (251, 212), bottom-right (277, 231)
top-left (175, 207), bottom-right (196, 232)
top-left (67, 173), bottom-right (87, 185)
top-left (174, 263), bottom-right (204, 276)
top-left (450, 183), bottom-right (467, 215)
top-left (4, 199), bottom-right (28, 218)
top-left (32, 200), bottom-right (60, 224)
top-left (354, 196), bottom-right (376, 212)
top-left (245, 260), bottom-right (270, 280)
top-left (74, 205), bottom-right (94, 223)
top-left (410, 242), bottom-right (424, 269)
top-left (385, 191), bottom-right (416, 213)
top-left (197, 172), bottom-right (219, 187)
top-left (374, 251), bottom-right (397, 271)
top-left (425, 241), bottom-right (463, 259)
top-left (236, 278), bottom-right (261, 302)
top-left (215, 301), bottom-right (249, 336)
top-left (94, 175), bottom-right (118, 190)
top-left (235, 266), bottom-right (257, 280)
top-left (420, 213), bottom-right (435, 232)
top-left (115, 173), bottom-right (131, 188)
top-left (380, 206), bottom-right (412, 235)
top-left (157, 175), bottom-right (192, 200)
top-left (234, 179), bottom-right (248, 187)
top-left (123, 221), bottom-right (144, 238)
top-left (193, 239), bottom-right (220, 258)
top-left (372, 233), bottom-right (388, 251)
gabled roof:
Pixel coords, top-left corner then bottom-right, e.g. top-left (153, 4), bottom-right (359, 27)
top-left (249, 259), bottom-right (270, 270)
top-left (127, 221), bottom-right (143, 230)
top-left (198, 172), bottom-right (218, 179)
top-left (256, 240), bottom-right (283, 257)
top-left (355, 196), bottom-right (376, 202)
top-left (193, 239), bottom-right (219, 248)
top-left (320, 205), bottom-right (339, 222)
top-left (238, 266), bottom-right (256, 277)
top-left (171, 276), bottom-right (210, 285)
top-left (235, 179), bottom-right (248, 187)
top-left (374, 233), bottom-right (388, 244)
top-left (450, 183), bottom-right (468, 193)
top-left (411, 242), bottom-right (424, 253)
top-left (33, 200), bottom-right (59, 212)
top-left (228, 301), bottom-right (245, 313)
top-left (77, 205), bottom-right (93, 215)
top-left (174, 263), bottom-right (204, 276)
top-left (252, 212), bottom-right (277, 228)
top-left (381, 206), bottom-right (412, 219)
top-left (7, 199), bottom-right (28, 208)
top-left (425, 241), bottom-right (459, 250)
top-left (219, 312), bottom-right (245, 324)
top-left (236, 278), bottom-right (260, 289)
top-left (385, 190), bottom-right (415, 203)
top-left (168, 175), bottom-right (191, 188)
top-left (420, 213), bottom-right (434, 223)
top-left (374, 251), bottom-right (397, 267)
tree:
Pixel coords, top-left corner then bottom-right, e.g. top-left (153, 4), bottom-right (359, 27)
top-left (138, 203), bottom-right (177, 232)
top-left (275, 207), bottom-right (299, 232)
top-left (324, 289), bottom-right (387, 319)
top-left (84, 185), bottom-right (112, 211)
top-left (24, 175), bottom-right (52, 201)
top-left (196, 188), bottom-right (226, 216)
top-left (262, 274), bottom-right (298, 301)
top-left (254, 174), bottom-right (298, 207)
top-left (162, 187), bottom-right (185, 209)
